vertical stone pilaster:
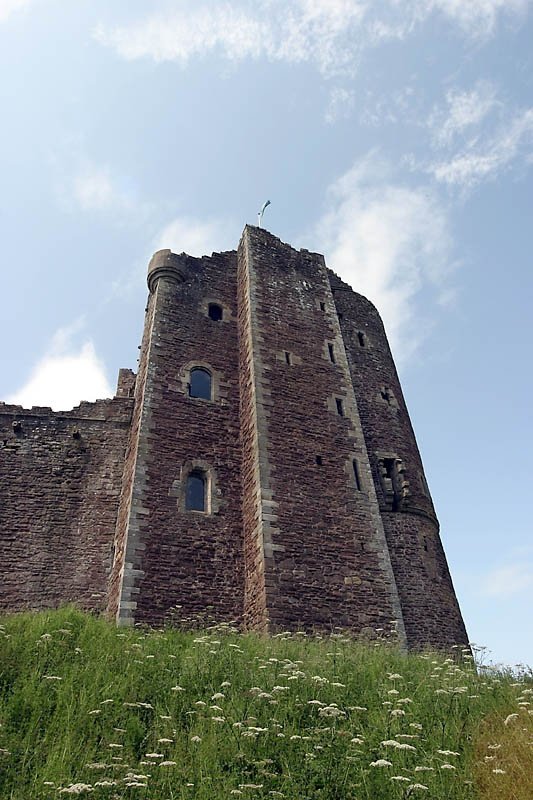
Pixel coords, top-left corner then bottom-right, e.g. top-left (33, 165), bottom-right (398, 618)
top-left (237, 228), bottom-right (278, 631)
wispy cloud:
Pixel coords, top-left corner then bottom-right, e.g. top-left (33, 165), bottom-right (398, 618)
top-left (0, 0), bottom-right (32, 23)
top-left (6, 320), bottom-right (113, 411)
top-left (306, 152), bottom-right (454, 361)
top-left (95, 1), bottom-right (527, 76)
top-left (73, 164), bottom-right (130, 212)
top-left (429, 107), bottom-right (533, 188)
top-left (325, 87), bottom-right (355, 124)
top-left (480, 561), bottom-right (533, 598)
top-left (154, 215), bottom-right (236, 257)
top-left (429, 82), bottom-right (499, 148)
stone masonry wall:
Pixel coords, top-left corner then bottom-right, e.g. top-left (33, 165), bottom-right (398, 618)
top-left (112, 250), bottom-right (245, 627)
top-left (0, 398), bottom-right (132, 613)
top-left (238, 227), bottom-right (405, 636)
top-left (329, 274), bottom-right (468, 648)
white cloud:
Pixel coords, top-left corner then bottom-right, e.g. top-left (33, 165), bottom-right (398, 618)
top-left (430, 107), bottom-right (533, 187)
top-left (307, 152), bottom-right (453, 361)
top-left (7, 321), bottom-right (113, 411)
top-left (70, 162), bottom-right (144, 216)
top-left (423, 0), bottom-right (528, 37)
top-left (74, 166), bottom-right (122, 212)
top-left (325, 87), bottom-right (355, 125)
top-left (94, 0), bottom-right (527, 75)
top-left (429, 83), bottom-right (499, 147)
top-left (154, 215), bottom-right (236, 257)
top-left (480, 562), bottom-right (533, 598)
top-left (0, 0), bottom-right (31, 23)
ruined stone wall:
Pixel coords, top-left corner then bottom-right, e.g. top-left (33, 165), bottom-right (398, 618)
top-left (329, 274), bottom-right (468, 648)
top-left (112, 249), bottom-right (245, 627)
top-left (238, 227), bottom-right (405, 636)
top-left (0, 398), bottom-right (132, 613)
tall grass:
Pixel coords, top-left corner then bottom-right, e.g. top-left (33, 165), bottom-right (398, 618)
top-left (0, 608), bottom-right (530, 799)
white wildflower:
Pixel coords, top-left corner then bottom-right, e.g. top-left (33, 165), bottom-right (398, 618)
top-left (191, 735), bottom-right (201, 743)
top-left (370, 759), bottom-right (392, 767)
top-left (59, 785), bottom-right (94, 795)
top-left (414, 766), bottom-right (434, 772)
top-left (43, 675), bottom-right (62, 681)
top-left (145, 753), bottom-right (164, 758)
top-left (492, 768), bottom-right (506, 774)
top-left (171, 686), bottom-right (184, 692)
top-left (408, 783), bottom-right (429, 790)
top-left (391, 776), bottom-right (410, 782)
top-left (381, 740), bottom-right (416, 751)
top-left (157, 738), bottom-right (173, 743)
top-left (437, 750), bottom-right (460, 756)
top-left (211, 716), bottom-right (225, 723)
top-left (388, 673), bottom-right (403, 680)
top-left (159, 761), bottom-right (177, 766)
top-left (440, 763), bottom-right (456, 770)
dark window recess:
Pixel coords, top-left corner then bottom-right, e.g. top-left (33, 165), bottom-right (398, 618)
top-left (381, 457), bottom-right (404, 511)
top-left (423, 536), bottom-right (428, 552)
top-left (335, 398), bottom-right (344, 416)
top-left (186, 470), bottom-right (207, 512)
top-left (352, 459), bottom-right (362, 491)
top-left (327, 343), bottom-right (336, 363)
top-left (357, 331), bottom-right (366, 347)
top-left (319, 301), bottom-right (326, 311)
top-left (285, 351), bottom-right (292, 365)
top-left (208, 303), bottom-right (223, 321)
top-left (189, 367), bottom-right (212, 400)
top-left (316, 455), bottom-right (323, 466)
top-left (381, 388), bottom-right (393, 404)
top-left (338, 312), bottom-right (343, 321)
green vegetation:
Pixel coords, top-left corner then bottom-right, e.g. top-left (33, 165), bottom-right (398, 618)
top-left (0, 609), bottom-right (531, 799)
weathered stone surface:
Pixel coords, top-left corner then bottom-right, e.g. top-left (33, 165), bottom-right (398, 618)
top-left (0, 226), bottom-right (468, 649)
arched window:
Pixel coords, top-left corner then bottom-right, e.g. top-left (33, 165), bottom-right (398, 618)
top-left (189, 367), bottom-right (212, 400)
top-left (186, 469), bottom-right (207, 512)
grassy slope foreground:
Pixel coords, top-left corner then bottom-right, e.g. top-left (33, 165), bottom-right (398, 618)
top-left (0, 610), bottom-right (531, 800)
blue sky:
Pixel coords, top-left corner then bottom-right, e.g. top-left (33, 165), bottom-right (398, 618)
top-left (1, 0), bottom-right (532, 667)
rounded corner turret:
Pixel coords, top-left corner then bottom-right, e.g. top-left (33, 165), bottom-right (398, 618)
top-left (147, 249), bottom-right (188, 293)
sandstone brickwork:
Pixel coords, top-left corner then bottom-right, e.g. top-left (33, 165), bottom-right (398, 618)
top-left (0, 225), bottom-right (468, 649)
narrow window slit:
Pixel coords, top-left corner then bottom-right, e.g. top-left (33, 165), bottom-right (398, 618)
top-left (352, 459), bottom-right (362, 491)
top-left (285, 351), bottom-right (292, 365)
top-left (357, 331), bottom-right (366, 347)
top-left (316, 455), bottom-right (323, 466)
top-left (335, 398), bottom-right (344, 416)
top-left (327, 343), bottom-right (336, 363)
top-left (319, 301), bottom-right (326, 312)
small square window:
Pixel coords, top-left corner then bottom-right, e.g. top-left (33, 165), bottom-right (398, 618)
top-left (208, 303), bottom-right (223, 321)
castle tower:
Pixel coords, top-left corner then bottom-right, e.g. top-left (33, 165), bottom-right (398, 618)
top-left (107, 225), bottom-right (468, 649)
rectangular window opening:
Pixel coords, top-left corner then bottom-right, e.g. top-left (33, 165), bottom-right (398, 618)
top-left (285, 351), bottom-right (292, 365)
top-left (319, 301), bottom-right (326, 311)
top-left (335, 398), bottom-right (344, 416)
top-left (316, 455), bottom-right (323, 466)
top-left (327, 343), bottom-right (336, 363)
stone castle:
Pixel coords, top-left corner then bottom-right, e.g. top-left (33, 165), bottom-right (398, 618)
top-left (0, 225), bottom-right (468, 649)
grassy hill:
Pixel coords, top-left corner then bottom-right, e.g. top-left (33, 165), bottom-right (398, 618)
top-left (0, 609), bottom-right (531, 799)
